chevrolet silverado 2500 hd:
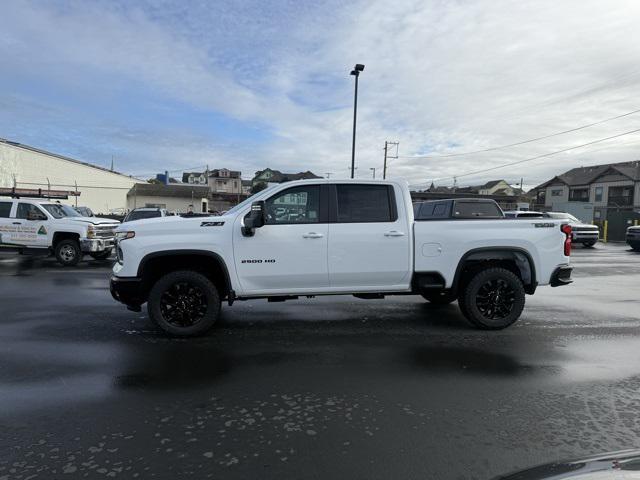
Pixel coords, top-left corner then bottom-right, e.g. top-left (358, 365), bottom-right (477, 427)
top-left (110, 179), bottom-right (573, 336)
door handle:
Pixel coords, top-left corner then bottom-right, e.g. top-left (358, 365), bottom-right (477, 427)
top-left (303, 232), bottom-right (324, 238)
top-left (384, 230), bottom-right (405, 237)
top-left (12, 222), bottom-right (21, 225)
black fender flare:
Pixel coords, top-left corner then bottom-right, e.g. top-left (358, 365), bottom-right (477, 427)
top-left (137, 249), bottom-right (232, 294)
top-left (451, 247), bottom-right (537, 295)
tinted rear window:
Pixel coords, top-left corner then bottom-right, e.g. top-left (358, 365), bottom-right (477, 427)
top-left (453, 201), bottom-right (503, 218)
top-left (415, 201), bottom-right (450, 220)
top-left (0, 202), bottom-right (11, 218)
top-left (336, 185), bottom-right (395, 223)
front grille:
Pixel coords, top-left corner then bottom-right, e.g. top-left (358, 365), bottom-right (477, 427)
top-left (94, 225), bottom-right (118, 238)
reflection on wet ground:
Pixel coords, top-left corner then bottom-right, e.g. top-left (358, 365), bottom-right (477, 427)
top-left (1, 244), bottom-right (640, 479)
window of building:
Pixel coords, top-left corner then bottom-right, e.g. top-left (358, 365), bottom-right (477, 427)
top-left (0, 201), bottom-right (12, 218)
top-left (569, 188), bottom-right (589, 202)
top-left (551, 189), bottom-right (563, 197)
top-left (608, 186), bottom-right (634, 206)
top-left (265, 185), bottom-right (320, 224)
top-left (336, 185), bottom-right (395, 223)
top-left (594, 186), bottom-right (603, 202)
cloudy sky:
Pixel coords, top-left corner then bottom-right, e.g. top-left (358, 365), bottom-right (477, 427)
top-left (1, 0), bottom-right (640, 189)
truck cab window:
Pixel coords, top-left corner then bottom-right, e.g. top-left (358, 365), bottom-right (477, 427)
top-left (265, 185), bottom-right (320, 224)
top-left (0, 201), bottom-right (11, 218)
top-left (16, 203), bottom-right (47, 220)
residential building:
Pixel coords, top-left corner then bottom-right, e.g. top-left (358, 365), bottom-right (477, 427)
top-left (208, 168), bottom-right (242, 194)
top-left (424, 180), bottom-right (520, 196)
top-left (252, 168), bottom-right (321, 186)
top-left (532, 161), bottom-right (640, 221)
top-left (241, 180), bottom-right (252, 195)
top-left (182, 171), bottom-right (208, 185)
top-left (127, 184), bottom-right (211, 213)
top-left (0, 137), bottom-right (143, 213)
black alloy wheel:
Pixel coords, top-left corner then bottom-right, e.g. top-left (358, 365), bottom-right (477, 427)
top-left (147, 270), bottom-right (221, 336)
top-left (475, 278), bottom-right (516, 320)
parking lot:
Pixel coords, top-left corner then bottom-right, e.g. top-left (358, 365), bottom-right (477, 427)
top-left (1, 244), bottom-right (639, 479)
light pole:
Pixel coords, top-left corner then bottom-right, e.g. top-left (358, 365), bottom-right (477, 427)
top-left (370, 167), bottom-right (376, 179)
top-left (350, 63), bottom-right (365, 179)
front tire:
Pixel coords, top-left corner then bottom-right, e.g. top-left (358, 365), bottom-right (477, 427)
top-left (147, 270), bottom-right (220, 337)
top-left (458, 267), bottom-right (525, 330)
top-left (54, 239), bottom-right (81, 266)
top-left (421, 290), bottom-right (457, 305)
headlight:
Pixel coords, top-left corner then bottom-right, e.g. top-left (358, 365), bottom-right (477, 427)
top-left (87, 225), bottom-right (96, 239)
top-left (115, 231), bottom-right (135, 241)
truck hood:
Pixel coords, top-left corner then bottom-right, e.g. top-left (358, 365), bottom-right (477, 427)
top-left (66, 216), bottom-right (121, 226)
top-left (115, 214), bottom-right (231, 232)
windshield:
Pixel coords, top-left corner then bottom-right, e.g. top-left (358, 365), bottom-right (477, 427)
top-left (225, 184), bottom-right (279, 216)
top-left (41, 203), bottom-right (81, 218)
top-left (546, 212), bottom-right (580, 222)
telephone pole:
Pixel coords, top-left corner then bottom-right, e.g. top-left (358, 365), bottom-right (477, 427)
top-left (325, 172), bottom-right (333, 179)
top-left (382, 141), bottom-right (399, 179)
top-left (370, 167), bottom-right (376, 179)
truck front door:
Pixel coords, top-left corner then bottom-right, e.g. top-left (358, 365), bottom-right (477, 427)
top-left (0, 200), bottom-right (18, 247)
top-left (233, 184), bottom-right (329, 294)
top-left (12, 202), bottom-right (51, 248)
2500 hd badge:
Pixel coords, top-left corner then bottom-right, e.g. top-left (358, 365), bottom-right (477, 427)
top-left (241, 259), bottom-right (276, 264)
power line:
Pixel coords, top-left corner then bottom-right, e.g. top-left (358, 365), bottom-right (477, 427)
top-left (410, 127), bottom-right (640, 188)
top-left (400, 108), bottom-right (640, 159)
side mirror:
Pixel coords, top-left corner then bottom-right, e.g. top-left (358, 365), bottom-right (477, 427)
top-left (242, 201), bottom-right (265, 236)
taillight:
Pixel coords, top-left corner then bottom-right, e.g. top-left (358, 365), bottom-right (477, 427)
top-left (561, 224), bottom-right (572, 256)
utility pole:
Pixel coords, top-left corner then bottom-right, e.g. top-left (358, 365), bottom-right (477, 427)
top-left (453, 176), bottom-right (458, 193)
top-left (382, 141), bottom-right (399, 179)
top-left (370, 167), bottom-right (376, 179)
top-left (110, 156), bottom-right (114, 171)
top-left (520, 177), bottom-right (524, 192)
top-left (324, 172), bottom-right (333, 179)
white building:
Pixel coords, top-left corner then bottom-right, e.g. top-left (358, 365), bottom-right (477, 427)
top-left (0, 138), bottom-right (143, 213)
top-left (126, 183), bottom-right (211, 213)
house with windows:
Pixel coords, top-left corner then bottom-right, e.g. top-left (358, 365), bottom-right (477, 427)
top-left (208, 168), bottom-right (242, 194)
top-left (251, 168), bottom-right (321, 187)
top-left (182, 171), bottom-right (208, 185)
top-left (532, 160), bottom-right (640, 221)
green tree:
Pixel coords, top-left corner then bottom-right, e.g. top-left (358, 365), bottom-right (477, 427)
top-left (251, 182), bottom-right (267, 194)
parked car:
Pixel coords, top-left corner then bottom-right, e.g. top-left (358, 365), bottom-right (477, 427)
top-left (543, 212), bottom-right (600, 247)
top-left (123, 207), bottom-right (168, 223)
top-left (111, 179), bottom-right (573, 336)
top-left (74, 206), bottom-right (94, 217)
top-left (0, 197), bottom-right (119, 265)
top-left (414, 198), bottom-right (504, 220)
top-left (627, 225), bottom-right (640, 251)
top-left (504, 210), bottom-right (545, 218)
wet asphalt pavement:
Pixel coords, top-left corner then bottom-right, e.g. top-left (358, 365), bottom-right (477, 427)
top-left (1, 244), bottom-right (639, 479)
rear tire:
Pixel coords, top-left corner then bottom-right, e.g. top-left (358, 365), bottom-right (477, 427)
top-left (147, 270), bottom-right (220, 337)
top-left (458, 267), bottom-right (525, 330)
top-left (582, 241), bottom-right (596, 248)
top-left (54, 239), bottom-right (81, 266)
top-left (421, 291), bottom-right (457, 305)
top-left (90, 249), bottom-right (112, 260)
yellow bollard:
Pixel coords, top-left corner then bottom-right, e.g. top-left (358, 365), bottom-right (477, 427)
top-left (603, 220), bottom-right (608, 243)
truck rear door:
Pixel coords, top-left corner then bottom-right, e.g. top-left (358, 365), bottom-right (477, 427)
top-left (327, 183), bottom-right (411, 289)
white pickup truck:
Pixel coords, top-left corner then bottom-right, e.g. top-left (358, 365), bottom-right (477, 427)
top-left (0, 197), bottom-right (120, 266)
top-left (110, 179), bottom-right (573, 336)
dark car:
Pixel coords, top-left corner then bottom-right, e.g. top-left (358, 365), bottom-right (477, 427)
top-left (413, 198), bottom-right (504, 220)
top-left (74, 206), bottom-right (94, 217)
top-left (123, 207), bottom-right (168, 222)
top-left (627, 225), bottom-right (640, 251)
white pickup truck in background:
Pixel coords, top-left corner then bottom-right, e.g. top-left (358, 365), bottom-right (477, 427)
top-left (0, 197), bottom-right (120, 266)
top-left (110, 179), bottom-right (573, 336)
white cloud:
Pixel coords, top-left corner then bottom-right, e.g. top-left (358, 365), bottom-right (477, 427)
top-left (2, 0), bottom-right (640, 188)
